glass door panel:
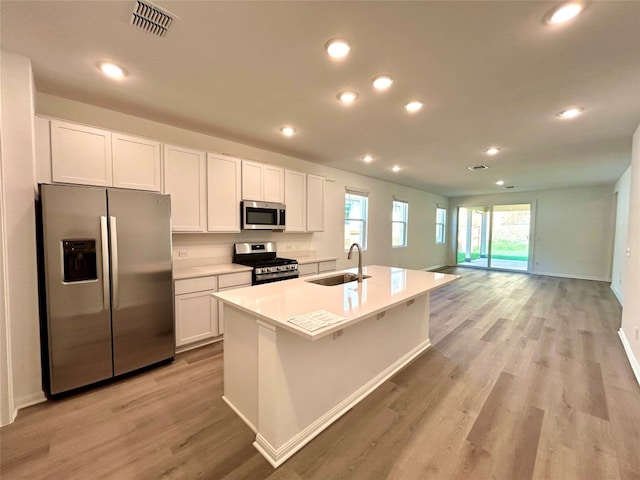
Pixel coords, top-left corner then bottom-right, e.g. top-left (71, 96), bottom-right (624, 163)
top-left (456, 203), bottom-right (532, 272)
top-left (456, 206), bottom-right (490, 268)
top-left (489, 204), bottom-right (530, 271)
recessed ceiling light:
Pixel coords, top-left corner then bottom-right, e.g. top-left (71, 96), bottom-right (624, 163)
top-left (325, 39), bottom-right (351, 58)
top-left (280, 126), bottom-right (297, 137)
top-left (404, 101), bottom-right (423, 113)
top-left (496, 180), bottom-right (505, 186)
top-left (391, 165), bottom-right (401, 173)
top-left (372, 74), bottom-right (393, 90)
top-left (98, 62), bottom-right (127, 79)
top-left (362, 155), bottom-right (374, 163)
top-left (547, 2), bottom-right (585, 25)
top-left (558, 107), bottom-right (584, 119)
top-left (485, 147), bottom-right (501, 156)
top-left (338, 91), bottom-right (359, 104)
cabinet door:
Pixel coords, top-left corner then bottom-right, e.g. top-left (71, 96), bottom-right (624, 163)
top-left (241, 160), bottom-right (263, 200)
top-left (284, 169), bottom-right (306, 232)
top-left (175, 290), bottom-right (218, 347)
top-left (263, 165), bottom-right (284, 203)
top-left (207, 153), bottom-right (241, 232)
top-left (112, 133), bottom-right (161, 191)
top-left (163, 145), bottom-right (206, 232)
top-left (50, 120), bottom-right (112, 186)
top-left (306, 174), bottom-right (325, 232)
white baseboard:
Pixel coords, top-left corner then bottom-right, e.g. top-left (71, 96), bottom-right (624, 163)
top-left (422, 264), bottom-right (447, 272)
top-left (532, 271), bottom-right (610, 282)
top-left (610, 285), bottom-right (623, 305)
top-left (253, 339), bottom-right (432, 468)
top-left (222, 395), bottom-right (257, 433)
top-left (15, 390), bottom-right (46, 412)
top-left (618, 328), bottom-right (640, 388)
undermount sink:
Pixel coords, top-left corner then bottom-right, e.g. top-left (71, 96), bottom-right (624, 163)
top-left (306, 273), bottom-right (371, 286)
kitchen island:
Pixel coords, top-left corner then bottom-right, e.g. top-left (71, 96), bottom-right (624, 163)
top-left (214, 265), bottom-right (459, 467)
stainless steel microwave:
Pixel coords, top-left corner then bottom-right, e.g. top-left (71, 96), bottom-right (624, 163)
top-left (241, 201), bottom-right (286, 230)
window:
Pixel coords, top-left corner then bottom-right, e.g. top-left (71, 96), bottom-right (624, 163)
top-left (436, 207), bottom-right (446, 244)
top-left (345, 190), bottom-right (368, 250)
top-left (392, 199), bottom-right (408, 247)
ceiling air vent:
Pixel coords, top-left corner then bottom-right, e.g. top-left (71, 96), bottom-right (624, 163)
top-left (467, 164), bottom-right (489, 171)
top-left (503, 185), bottom-right (516, 189)
top-left (130, 0), bottom-right (175, 38)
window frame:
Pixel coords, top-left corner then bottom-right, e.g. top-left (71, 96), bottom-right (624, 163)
top-left (392, 199), bottom-right (409, 248)
top-left (344, 191), bottom-right (369, 251)
top-left (436, 207), bottom-right (447, 244)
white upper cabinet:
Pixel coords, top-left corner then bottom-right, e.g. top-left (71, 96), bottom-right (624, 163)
top-left (284, 169), bottom-right (306, 232)
top-left (207, 153), bottom-right (241, 232)
top-left (306, 174), bottom-right (325, 232)
top-left (47, 119), bottom-right (161, 191)
top-left (112, 133), bottom-right (161, 191)
top-left (241, 160), bottom-right (263, 201)
top-left (241, 160), bottom-right (284, 203)
top-left (50, 120), bottom-right (113, 186)
top-left (163, 144), bottom-right (207, 232)
top-left (263, 164), bottom-right (285, 203)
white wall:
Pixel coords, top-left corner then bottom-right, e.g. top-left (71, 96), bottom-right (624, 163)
top-left (0, 51), bottom-right (44, 425)
top-left (37, 93), bottom-right (450, 272)
top-left (449, 186), bottom-right (616, 281)
top-left (612, 167), bottom-right (632, 303)
top-left (620, 124), bottom-right (640, 384)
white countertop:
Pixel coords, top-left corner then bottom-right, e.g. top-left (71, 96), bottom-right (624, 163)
top-left (293, 256), bottom-right (338, 265)
top-left (214, 265), bottom-right (459, 340)
top-left (173, 263), bottom-right (252, 280)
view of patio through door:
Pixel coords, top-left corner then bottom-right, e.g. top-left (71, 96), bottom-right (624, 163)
top-left (456, 203), bottom-right (532, 272)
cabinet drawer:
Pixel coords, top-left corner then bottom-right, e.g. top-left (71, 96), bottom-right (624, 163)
top-left (218, 271), bottom-right (252, 289)
top-left (175, 276), bottom-right (217, 295)
top-left (318, 260), bottom-right (337, 273)
top-left (298, 263), bottom-right (319, 276)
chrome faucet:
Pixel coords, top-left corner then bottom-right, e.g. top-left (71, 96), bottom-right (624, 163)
top-left (347, 242), bottom-right (364, 282)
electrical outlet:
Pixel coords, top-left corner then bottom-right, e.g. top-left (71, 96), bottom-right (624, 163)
top-left (636, 326), bottom-right (639, 340)
top-left (286, 244), bottom-right (293, 250)
top-left (178, 250), bottom-right (188, 257)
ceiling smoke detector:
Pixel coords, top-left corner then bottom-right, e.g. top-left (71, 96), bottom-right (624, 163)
top-left (467, 164), bottom-right (489, 171)
top-left (130, 0), bottom-right (176, 38)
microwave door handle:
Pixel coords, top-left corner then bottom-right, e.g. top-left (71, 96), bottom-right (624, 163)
top-left (109, 216), bottom-right (119, 310)
top-left (100, 216), bottom-right (110, 310)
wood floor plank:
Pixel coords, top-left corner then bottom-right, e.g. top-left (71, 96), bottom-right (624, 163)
top-left (2, 267), bottom-right (639, 479)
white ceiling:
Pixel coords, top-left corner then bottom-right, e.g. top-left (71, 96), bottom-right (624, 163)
top-left (2, 1), bottom-right (639, 197)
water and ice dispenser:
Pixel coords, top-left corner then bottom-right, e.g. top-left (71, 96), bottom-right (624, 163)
top-left (62, 239), bottom-right (97, 283)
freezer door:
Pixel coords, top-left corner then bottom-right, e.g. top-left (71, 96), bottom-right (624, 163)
top-left (107, 189), bottom-right (174, 375)
top-left (40, 184), bottom-right (113, 394)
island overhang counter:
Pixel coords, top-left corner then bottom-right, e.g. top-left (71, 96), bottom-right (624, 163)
top-left (213, 265), bottom-right (459, 467)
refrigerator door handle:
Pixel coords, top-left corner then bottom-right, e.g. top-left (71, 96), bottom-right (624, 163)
top-left (100, 216), bottom-right (110, 310)
top-left (110, 216), bottom-right (119, 310)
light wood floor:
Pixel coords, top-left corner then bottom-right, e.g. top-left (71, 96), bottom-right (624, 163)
top-left (2, 268), bottom-right (639, 479)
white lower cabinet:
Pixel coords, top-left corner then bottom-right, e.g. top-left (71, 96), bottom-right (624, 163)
top-left (174, 270), bottom-right (251, 350)
top-left (174, 276), bottom-right (218, 349)
top-left (175, 290), bottom-right (218, 348)
top-left (298, 259), bottom-right (337, 277)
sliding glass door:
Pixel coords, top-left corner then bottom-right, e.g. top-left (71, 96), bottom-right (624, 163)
top-left (456, 203), bottom-right (532, 272)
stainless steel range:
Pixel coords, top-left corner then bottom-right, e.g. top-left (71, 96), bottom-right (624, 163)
top-left (233, 242), bottom-right (299, 285)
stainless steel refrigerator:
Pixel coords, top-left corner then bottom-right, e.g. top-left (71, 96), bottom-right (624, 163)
top-left (38, 183), bottom-right (174, 395)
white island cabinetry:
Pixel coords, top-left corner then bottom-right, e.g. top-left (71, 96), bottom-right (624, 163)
top-left (215, 265), bottom-right (459, 467)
